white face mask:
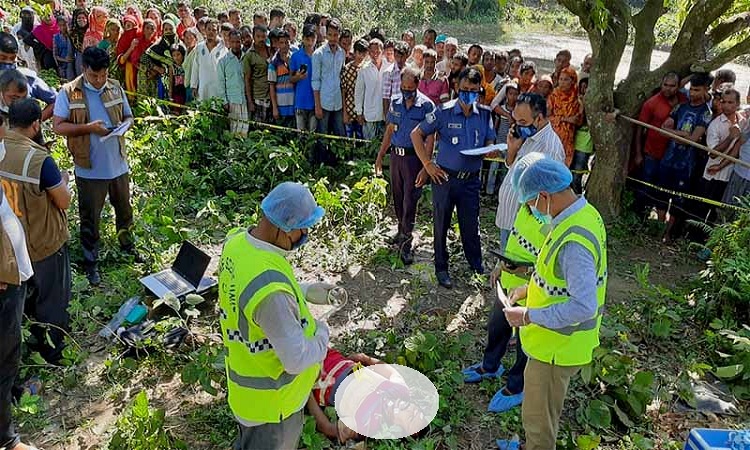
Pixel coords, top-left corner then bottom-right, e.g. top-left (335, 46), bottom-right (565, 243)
top-left (84, 79), bottom-right (105, 94)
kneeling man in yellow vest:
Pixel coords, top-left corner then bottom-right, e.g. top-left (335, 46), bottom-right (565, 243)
top-left (501, 157), bottom-right (607, 450)
top-left (218, 182), bottom-right (333, 450)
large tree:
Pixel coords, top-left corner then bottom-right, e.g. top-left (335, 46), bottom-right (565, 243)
top-left (558, 0), bottom-right (750, 220)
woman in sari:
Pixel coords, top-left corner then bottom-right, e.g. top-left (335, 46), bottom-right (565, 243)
top-left (181, 27), bottom-right (199, 103)
top-left (118, 16), bottom-right (154, 96)
top-left (31, 13), bottom-right (58, 70)
top-left (137, 19), bottom-right (169, 98)
top-left (83, 6), bottom-right (108, 48)
top-left (547, 66), bottom-right (582, 167)
top-left (69, 8), bottom-right (88, 76)
top-left (145, 8), bottom-right (162, 38)
top-left (98, 18), bottom-right (122, 80)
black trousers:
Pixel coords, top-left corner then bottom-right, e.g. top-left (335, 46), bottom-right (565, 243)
top-left (0, 283), bottom-right (25, 450)
top-left (432, 175), bottom-right (483, 273)
top-left (26, 244), bottom-right (72, 364)
top-left (482, 301), bottom-right (527, 394)
top-left (389, 153), bottom-right (423, 246)
top-left (76, 173), bottom-right (134, 266)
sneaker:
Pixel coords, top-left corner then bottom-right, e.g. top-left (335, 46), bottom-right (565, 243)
top-left (488, 387), bottom-right (524, 413)
top-left (400, 247), bottom-right (414, 265)
top-left (85, 265), bottom-right (101, 286)
top-left (436, 271), bottom-right (452, 289)
top-left (387, 232), bottom-right (407, 246)
top-left (462, 362), bottom-right (504, 383)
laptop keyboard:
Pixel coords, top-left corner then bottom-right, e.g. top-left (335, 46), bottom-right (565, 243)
top-left (154, 271), bottom-right (191, 296)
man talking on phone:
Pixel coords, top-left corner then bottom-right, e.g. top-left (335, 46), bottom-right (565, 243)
top-left (495, 93), bottom-right (564, 252)
top-left (290, 24), bottom-right (318, 131)
top-left (53, 47), bottom-right (137, 286)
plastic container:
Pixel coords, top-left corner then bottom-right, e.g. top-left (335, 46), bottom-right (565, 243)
top-left (125, 304), bottom-right (148, 325)
top-left (685, 428), bottom-right (750, 450)
top-left (99, 297), bottom-right (140, 338)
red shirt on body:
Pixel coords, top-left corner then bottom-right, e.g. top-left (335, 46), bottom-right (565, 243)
top-left (638, 91), bottom-right (687, 160)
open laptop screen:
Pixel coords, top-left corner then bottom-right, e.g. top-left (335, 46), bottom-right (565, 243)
top-left (172, 241), bottom-right (211, 288)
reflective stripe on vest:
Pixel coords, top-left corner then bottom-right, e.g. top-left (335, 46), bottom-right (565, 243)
top-left (500, 207), bottom-right (545, 292)
top-left (520, 202), bottom-right (607, 366)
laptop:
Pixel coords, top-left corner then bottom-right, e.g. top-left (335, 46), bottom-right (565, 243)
top-left (140, 241), bottom-right (216, 299)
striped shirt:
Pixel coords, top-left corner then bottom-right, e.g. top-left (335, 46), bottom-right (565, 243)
top-left (495, 122), bottom-right (565, 230)
top-left (268, 51), bottom-right (295, 117)
top-left (496, 104), bottom-right (513, 145)
top-left (382, 64), bottom-right (402, 100)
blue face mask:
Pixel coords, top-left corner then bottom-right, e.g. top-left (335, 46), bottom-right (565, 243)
top-left (0, 62), bottom-right (17, 71)
top-left (401, 89), bottom-right (417, 100)
top-left (291, 231), bottom-right (309, 250)
top-left (517, 124), bottom-right (537, 139)
top-left (531, 194), bottom-right (553, 225)
top-left (458, 90), bottom-right (479, 106)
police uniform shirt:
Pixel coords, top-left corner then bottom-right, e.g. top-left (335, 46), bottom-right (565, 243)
top-left (386, 91), bottom-right (436, 149)
top-left (417, 99), bottom-right (496, 172)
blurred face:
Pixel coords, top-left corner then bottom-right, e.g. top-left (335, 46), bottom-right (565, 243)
top-left (197, 21), bottom-right (206, 33)
top-left (354, 49), bottom-right (367, 64)
top-left (384, 47), bottom-right (394, 63)
top-left (252, 30), bottom-right (266, 47)
top-left (58, 20), bottom-right (68, 33)
top-left (143, 23), bottom-right (156, 40)
top-left (660, 77), bottom-right (679, 98)
top-left (284, 25), bottom-right (296, 41)
top-left (147, 10), bottom-right (159, 21)
top-left (222, 28), bottom-right (231, 42)
top-left (689, 84), bottom-right (707, 105)
top-left (0, 50), bottom-right (16, 64)
top-left (229, 12), bottom-right (241, 28)
top-left (559, 73), bottom-right (573, 91)
top-left (512, 103), bottom-right (541, 127)
top-left (582, 55), bottom-right (593, 73)
top-left (413, 49), bottom-right (423, 66)
top-left (277, 37), bottom-right (289, 54)
top-left (163, 23), bottom-right (175, 36)
top-left (401, 76), bottom-right (417, 95)
top-left (76, 13), bottom-right (88, 28)
top-left (95, 11), bottom-right (108, 27)
top-left (183, 31), bottom-right (197, 49)
top-left (494, 57), bottom-right (506, 74)
top-left (240, 29), bottom-right (252, 47)
top-left (520, 69), bottom-right (534, 85)
top-left (84, 67), bottom-right (108, 89)
top-left (579, 81), bottom-right (588, 96)
top-left (402, 33), bottom-right (414, 49)
top-left (326, 27), bottom-right (340, 47)
top-left (340, 36), bottom-right (352, 51)
top-left (2, 86), bottom-right (27, 106)
top-left (554, 54), bottom-right (569, 71)
top-left (368, 44), bottom-right (382, 62)
top-left (458, 78), bottom-right (480, 95)
top-left (228, 34), bottom-right (241, 53)
top-left (536, 81), bottom-right (552, 97)
top-left (468, 47), bottom-right (482, 65)
top-left (177, 5), bottom-right (189, 19)
top-left (423, 32), bottom-right (435, 48)
top-left (712, 94), bottom-right (723, 116)
top-left (75, 0), bottom-right (86, 9)
top-left (107, 24), bottom-right (121, 41)
top-left (445, 43), bottom-right (457, 59)
top-left (303, 34), bottom-right (317, 50)
top-left (124, 21), bottom-right (135, 31)
top-left (506, 87), bottom-right (519, 106)
top-left (510, 60), bottom-right (521, 78)
top-left (450, 57), bottom-right (463, 75)
top-left (721, 92), bottom-right (739, 116)
top-left (204, 23), bottom-right (218, 41)
top-left (436, 41), bottom-right (444, 56)
top-left (423, 55), bottom-right (436, 73)
top-left (482, 55), bottom-right (493, 74)
top-left (171, 49), bottom-right (184, 65)
top-left (395, 51), bottom-right (408, 69)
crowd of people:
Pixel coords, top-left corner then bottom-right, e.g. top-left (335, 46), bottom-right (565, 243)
top-left (0, 3), bottom-right (749, 450)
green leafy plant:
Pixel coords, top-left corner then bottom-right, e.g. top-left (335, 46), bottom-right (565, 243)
top-left (109, 391), bottom-right (187, 450)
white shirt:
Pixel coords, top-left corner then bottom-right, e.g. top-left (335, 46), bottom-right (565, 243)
top-left (0, 179), bottom-right (33, 283)
top-left (495, 122), bottom-right (565, 230)
top-left (703, 112), bottom-right (747, 183)
top-left (436, 59), bottom-right (449, 76)
top-left (190, 40), bottom-right (227, 101)
top-left (354, 59), bottom-right (390, 122)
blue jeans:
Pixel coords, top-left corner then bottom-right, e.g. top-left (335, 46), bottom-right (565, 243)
top-left (345, 121), bottom-right (363, 139)
top-left (432, 175), bottom-right (483, 273)
top-left (317, 109), bottom-right (345, 137)
top-left (0, 283), bottom-right (25, 450)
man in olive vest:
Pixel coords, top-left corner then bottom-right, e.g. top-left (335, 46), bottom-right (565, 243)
top-left (0, 181), bottom-right (38, 450)
top-left (501, 157), bottom-right (607, 450)
top-left (52, 46), bottom-right (136, 286)
top-left (219, 182), bottom-right (331, 450)
top-left (463, 153), bottom-right (548, 415)
top-left (0, 98), bottom-right (71, 364)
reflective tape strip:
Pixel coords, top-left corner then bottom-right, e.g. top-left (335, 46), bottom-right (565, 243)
top-left (21, 149), bottom-right (37, 178)
top-left (103, 98), bottom-right (124, 108)
top-left (544, 225), bottom-right (603, 272)
top-left (511, 227), bottom-right (539, 256)
top-left (228, 367), bottom-right (297, 390)
top-left (539, 313), bottom-right (602, 336)
top-left (532, 270), bottom-right (607, 297)
top-left (237, 270), bottom-right (293, 341)
top-left (0, 169), bottom-right (38, 185)
top-left (68, 103), bottom-right (87, 110)
top-left (225, 328), bottom-right (274, 353)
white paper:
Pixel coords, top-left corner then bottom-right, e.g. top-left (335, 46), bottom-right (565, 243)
top-left (496, 280), bottom-right (512, 309)
top-left (459, 143), bottom-right (508, 156)
top-left (100, 119), bottom-right (132, 142)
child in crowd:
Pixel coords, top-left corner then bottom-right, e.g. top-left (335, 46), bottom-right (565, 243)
top-left (52, 15), bottom-right (74, 81)
top-left (169, 43), bottom-right (187, 112)
top-left (486, 82), bottom-right (519, 194)
top-left (572, 76), bottom-right (593, 193)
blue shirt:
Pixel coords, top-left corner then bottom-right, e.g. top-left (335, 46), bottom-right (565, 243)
top-left (417, 99), bottom-right (496, 172)
top-left (386, 92), bottom-right (435, 148)
top-left (528, 197), bottom-right (600, 330)
top-left (311, 43), bottom-right (345, 111)
top-left (15, 67), bottom-right (57, 105)
top-left (53, 84), bottom-right (132, 180)
top-left (290, 48), bottom-right (314, 111)
top-left (661, 102), bottom-right (711, 174)
top-left (39, 157), bottom-right (62, 190)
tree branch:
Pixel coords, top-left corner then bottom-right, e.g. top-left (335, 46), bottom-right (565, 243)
top-left (706, 12), bottom-right (750, 49)
top-left (703, 35), bottom-right (750, 71)
top-left (628, 0), bottom-right (666, 78)
top-left (668, 0), bottom-right (734, 59)
top-left (557, 0), bottom-right (597, 34)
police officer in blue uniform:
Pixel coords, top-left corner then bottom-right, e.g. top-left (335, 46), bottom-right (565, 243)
top-left (411, 67), bottom-right (496, 288)
top-left (376, 67), bottom-right (436, 265)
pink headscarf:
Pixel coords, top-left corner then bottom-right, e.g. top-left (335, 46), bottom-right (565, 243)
top-left (32, 17), bottom-right (59, 50)
top-left (83, 6), bottom-right (108, 45)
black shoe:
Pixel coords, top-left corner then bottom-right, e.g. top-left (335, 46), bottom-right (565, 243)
top-left (85, 265), bottom-right (101, 286)
top-left (387, 233), bottom-right (407, 246)
top-left (122, 246), bottom-right (144, 264)
top-left (436, 271), bottom-right (452, 289)
top-left (400, 247), bottom-right (414, 265)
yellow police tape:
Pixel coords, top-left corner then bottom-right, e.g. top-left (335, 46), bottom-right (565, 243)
top-left (124, 90), bottom-right (750, 213)
top-left (123, 89), bottom-right (374, 145)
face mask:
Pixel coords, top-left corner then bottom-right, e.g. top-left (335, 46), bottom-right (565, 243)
top-left (531, 194), bottom-right (553, 225)
top-left (458, 90), bottom-right (479, 105)
top-left (401, 89), bottom-right (416, 100)
top-left (516, 124), bottom-right (537, 139)
top-left (84, 79), bottom-right (105, 93)
top-left (0, 62), bottom-right (17, 71)
top-left (291, 231), bottom-right (308, 250)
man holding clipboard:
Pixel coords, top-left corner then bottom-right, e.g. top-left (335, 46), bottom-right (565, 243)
top-left (462, 153), bottom-right (547, 416)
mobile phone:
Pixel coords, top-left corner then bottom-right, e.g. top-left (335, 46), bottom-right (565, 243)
top-left (489, 249), bottom-right (534, 269)
top-left (510, 124), bottom-right (521, 139)
top-left (300, 64), bottom-right (308, 73)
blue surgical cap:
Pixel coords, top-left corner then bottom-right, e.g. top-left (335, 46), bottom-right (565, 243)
top-left (260, 182), bottom-right (325, 232)
top-left (510, 152), bottom-right (547, 195)
top-left (516, 157), bottom-right (573, 203)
